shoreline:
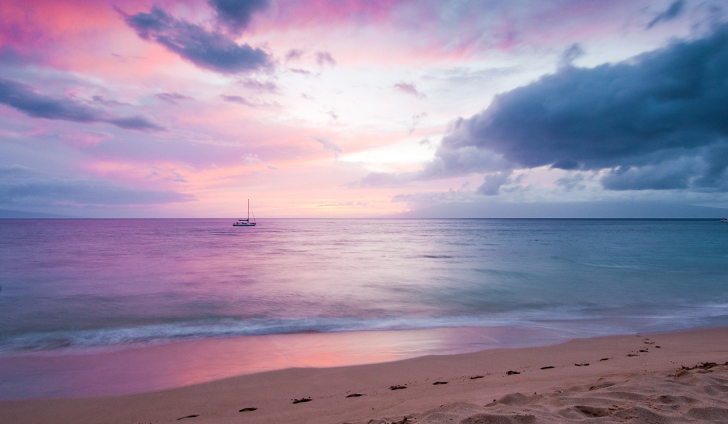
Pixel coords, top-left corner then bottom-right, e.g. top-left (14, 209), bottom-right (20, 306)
top-left (2, 326), bottom-right (728, 423)
top-left (0, 325), bottom-right (577, 400)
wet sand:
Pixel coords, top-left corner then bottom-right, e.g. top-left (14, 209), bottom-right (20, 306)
top-left (1, 326), bottom-right (728, 423)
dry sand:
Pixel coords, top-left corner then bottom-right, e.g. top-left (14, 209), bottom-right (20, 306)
top-left (2, 326), bottom-right (728, 424)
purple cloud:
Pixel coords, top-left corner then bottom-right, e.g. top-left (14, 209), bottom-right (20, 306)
top-left (0, 78), bottom-right (163, 131)
top-left (394, 82), bottom-right (425, 98)
top-left (209, 0), bottom-right (269, 34)
top-left (155, 92), bottom-right (194, 103)
top-left (0, 165), bottom-right (195, 207)
top-left (119, 6), bottom-right (271, 74)
top-left (221, 95), bottom-right (254, 106)
top-left (285, 49), bottom-right (304, 61)
top-left (646, 0), bottom-right (685, 29)
top-left (316, 51), bottom-right (336, 67)
top-left (311, 136), bottom-right (342, 158)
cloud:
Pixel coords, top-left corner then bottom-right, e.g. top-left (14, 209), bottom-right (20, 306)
top-left (106, 116), bottom-right (165, 131)
top-left (119, 6), bottom-right (271, 74)
top-left (240, 78), bottom-right (277, 92)
top-left (432, 24), bottom-right (728, 192)
top-left (647, 0), bottom-right (686, 29)
top-left (0, 78), bottom-right (164, 131)
top-left (0, 165), bottom-right (195, 207)
top-left (285, 49), bottom-right (304, 61)
top-left (289, 68), bottom-right (312, 75)
top-left (391, 189), bottom-right (475, 206)
top-left (555, 173), bottom-right (589, 191)
top-left (221, 94), bottom-right (278, 108)
top-left (409, 112), bottom-right (427, 134)
top-left (91, 96), bottom-right (130, 107)
top-left (394, 82), bottom-right (425, 98)
top-left (311, 136), bottom-right (343, 158)
top-left (558, 43), bottom-right (585, 68)
top-left (316, 51), bottom-right (336, 67)
top-left (155, 92), bottom-right (194, 103)
top-left (208, 0), bottom-right (269, 34)
top-left (355, 171), bottom-right (414, 188)
top-left (476, 171), bottom-right (513, 195)
top-left (221, 94), bottom-right (254, 106)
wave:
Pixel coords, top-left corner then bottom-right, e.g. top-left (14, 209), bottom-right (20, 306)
top-left (2, 302), bottom-right (728, 357)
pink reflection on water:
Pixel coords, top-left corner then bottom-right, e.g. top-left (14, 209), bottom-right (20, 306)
top-left (0, 326), bottom-right (568, 400)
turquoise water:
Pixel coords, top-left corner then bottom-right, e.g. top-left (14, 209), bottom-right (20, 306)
top-left (1, 218), bottom-right (727, 357)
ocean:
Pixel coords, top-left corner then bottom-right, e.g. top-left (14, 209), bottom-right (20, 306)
top-left (1, 218), bottom-right (727, 398)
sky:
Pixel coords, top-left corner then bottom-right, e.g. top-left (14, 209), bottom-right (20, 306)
top-left (1, 0), bottom-right (727, 218)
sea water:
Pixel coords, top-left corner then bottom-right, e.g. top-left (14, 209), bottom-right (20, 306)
top-left (1, 218), bottom-right (727, 397)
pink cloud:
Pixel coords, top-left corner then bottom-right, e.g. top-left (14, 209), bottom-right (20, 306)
top-left (394, 82), bottom-right (425, 98)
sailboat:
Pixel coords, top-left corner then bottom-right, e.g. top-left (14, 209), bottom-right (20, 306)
top-left (233, 199), bottom-right (256, 226)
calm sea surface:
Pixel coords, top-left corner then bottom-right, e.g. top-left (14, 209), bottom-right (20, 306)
top-left (1, 218), bottom-right (727, 397)
top-left (2, 218), bottom-right (728, 354)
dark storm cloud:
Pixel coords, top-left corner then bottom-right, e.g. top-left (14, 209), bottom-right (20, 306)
top-left (208, 0), bottom-right (269, 34)
top-left (434, 24), bottom-right (728, 192)
top-left (647, 0), bottom-right (686, 29)
top-left (0, 78), bottom-right (163, 131)
top-left (119, 6), bottom-right (271, 74)
top-left (0, 165), bottom-right (195, 206)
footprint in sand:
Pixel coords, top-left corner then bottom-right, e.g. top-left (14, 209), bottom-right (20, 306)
top-left (470, 375), bottom-right (484, 380)
top-left (176, 415), bottom-right (199, 420)
top-left (506, 370), bottom-right (520, 375)
top-left (390, 385), bottom-right (407, 390)
top-left (433, 381), bottom-right (448, 385)
top-left (540, 366), bottom-right (555, 370)
top-left (239, 408), bottom-right (257, 412)
top-left (346, 393), bottom-right (364, 398)
top-left (292, 397), bottom-right (312, 404)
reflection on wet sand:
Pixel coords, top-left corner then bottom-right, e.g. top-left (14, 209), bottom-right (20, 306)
top-left (0, 326), bottom-right (568, 399)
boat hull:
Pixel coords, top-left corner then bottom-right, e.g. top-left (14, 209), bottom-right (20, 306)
top-left (233, 222), bottom-right (256, 226)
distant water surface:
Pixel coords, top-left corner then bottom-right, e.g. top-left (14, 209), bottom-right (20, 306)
top-left (1, 218), bottom-right (727, 397)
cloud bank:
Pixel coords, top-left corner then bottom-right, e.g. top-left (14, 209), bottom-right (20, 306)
top-left (367, 24), bottom-right (728, 194)
top-left (0, 78), bottom-right (163, 131)
top-left (0, 165), bottom-right (195, 207)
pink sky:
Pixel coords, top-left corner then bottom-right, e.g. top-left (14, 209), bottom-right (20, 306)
top-left (1, 0), bottom-right (726, 217)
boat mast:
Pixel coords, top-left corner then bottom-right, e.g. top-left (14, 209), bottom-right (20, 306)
top-left (247, 199), bottom-right (250, 221)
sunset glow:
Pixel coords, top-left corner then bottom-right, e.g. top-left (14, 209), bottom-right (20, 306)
top-left (1, 0), bottom-right (726, 217)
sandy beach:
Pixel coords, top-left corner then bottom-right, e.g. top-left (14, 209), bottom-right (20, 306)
top-left (2, 326), bottom-right (728, 424)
